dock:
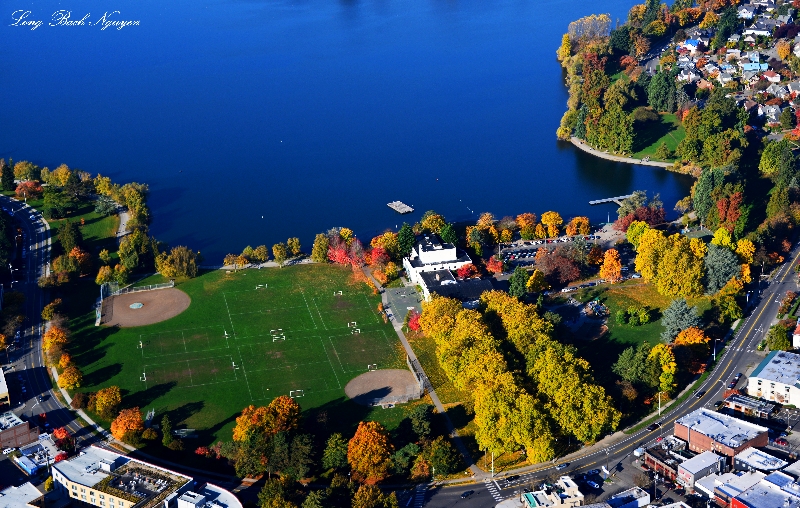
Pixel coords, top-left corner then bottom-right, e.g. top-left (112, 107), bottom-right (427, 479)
top-left (589, 194), bottom-right (634, 206)
top-left (388, 201), bottom-right (414, 214)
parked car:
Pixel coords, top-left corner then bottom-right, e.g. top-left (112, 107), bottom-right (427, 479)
top-left (714, 401), bottom-right (724, 409)
top-left (587, 469), bottom-right (600, 476)
top-left (587, 481), bottom-right (600, 489)
top-left (776, 438), bottom-right (789, 447)
top-left (729, 379), bottom-right (737, 389)
top-left (556, 463), bottom-right (569, 470)
top-left (646, 423), bottom-right (660, 431)
top-left (735, 373), bottom-right (743, 381)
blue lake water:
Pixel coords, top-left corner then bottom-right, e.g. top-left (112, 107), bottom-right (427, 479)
top-left (3, 0), bottom-right (693, 261)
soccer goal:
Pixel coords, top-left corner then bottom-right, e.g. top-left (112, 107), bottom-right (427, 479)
top-left (351, 328), bottom-right (361, 334)
top-left (347, 321), bottom-right (358, 328)
top-left (140, 372), bottom-right (147, 382)
top-left (289, 389), bottom-right (305, 398)
top-left (333, 290), bottom-right (343, 296)
top-left (271, 328), bottom-right (286, 341)
top-left (367, 364), bottom-right (378, 371)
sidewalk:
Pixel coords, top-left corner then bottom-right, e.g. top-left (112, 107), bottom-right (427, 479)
top-left (570, 137), bottom-right (673, 168)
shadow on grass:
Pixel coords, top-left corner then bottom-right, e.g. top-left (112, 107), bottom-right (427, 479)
top-left (124, 381), bottom-right (177, 408)
top-left (171, 401), bottom-right (206, 426)
top-left (82, 363), bottom-right (123, 387)
top-left (632, 118), bottom-right (673, 153)
top-left (304, 397), bottom-right (373, 437)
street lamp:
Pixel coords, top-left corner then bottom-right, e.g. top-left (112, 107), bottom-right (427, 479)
top-left (604, 448), bottom-right (610, 481)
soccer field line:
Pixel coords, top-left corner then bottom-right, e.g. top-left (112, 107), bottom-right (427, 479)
top-left (142, 355), bottom-right (239, 389)
top-left (310, 296), bottom-right (328, 330)
top-left (238, 359), bottom-right (333, 374)
top-left (222, 293), bottom-right (237, 338)
top-left (226, 303), bottom-right (311, 317)
top-left (319, 337), bottom-right (342, 389)
top-left (360, 294), bottom-right (382, 324)
top-left (301, 292), bottom-right (320, 330)
top-left (251, 381), bottom-right (342, 401)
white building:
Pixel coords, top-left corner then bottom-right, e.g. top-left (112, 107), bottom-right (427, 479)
top-left (694, 470), bottom-right (765, 501)
top-left (677, 451), bottom-right (726, 491)
top-left (748, 351), bottom-right (800, 404)
top-left (0, 370), bottom-right (8, 407)
top-left (402, 234), bottom-right (472, 286)
top-left (520, 476), bottom-right (583, 507)
top-left (734, 447), bottom-right (787, 472)
top-left (0, 483), bottom-right (43, 508)
top-left (606, 487), bottom-right (650, 508)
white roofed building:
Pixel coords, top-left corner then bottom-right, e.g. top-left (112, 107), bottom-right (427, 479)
top-left (674, 408), bottom-right (769, 457)
top-left (748, 351), bottom-right (800, 404)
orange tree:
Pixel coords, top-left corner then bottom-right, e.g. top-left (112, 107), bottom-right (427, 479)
top-left (111, 407), bottom-right (144, 442)
top-left (600, 248), bottom-right (622, 282)
top-left (43, 326), bottom-right (69, 353)
top-left (347, 421), bottom-right (393, 484)
top-left (232, 395), bottom-right (301, 442)
top-left (95, 386), bottom-right (122, 419)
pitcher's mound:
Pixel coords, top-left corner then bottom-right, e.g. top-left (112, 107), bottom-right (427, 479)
top-left (102, 288), bottom-right (191, 327)
top-left (345, 369), bottom-right (421, 406)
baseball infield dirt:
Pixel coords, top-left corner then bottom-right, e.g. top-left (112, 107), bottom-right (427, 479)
top-left (344, 369), bottom-right (420, 406)
top-left (102, 288), bottom-right (191, 327)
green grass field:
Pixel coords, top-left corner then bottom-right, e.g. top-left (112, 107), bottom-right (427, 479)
top-left (71, 264), bottom-right (407, 445)
top-left (632, 113), bottom-right (686, 161)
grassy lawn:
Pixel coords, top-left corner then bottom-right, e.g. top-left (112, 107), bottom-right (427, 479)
top-left (632, 113), bottom-right (686, 161)
top-left (68, 264), bottom-right (411, 453)
top-left (49, 202), bottom-right (119, 255)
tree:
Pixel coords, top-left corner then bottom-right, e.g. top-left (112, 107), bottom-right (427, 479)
top-left (43, 327), bottom-right (69, 353)
top-left (760, 139), bottom-right (790, 177)
top-left (626, 221), bottom-right (650, 250)
top-left (782, 107), bottom-right (797, 130)
top-left (348, 421), bottom-right (393, 484)
top-left (425, 436), bottom-right (460, 475)
top-left (600, 249), bottom-right (623, 283)
top-left (526, 269), bottom-right (550, 293)
top-left (155, 246), bottom-right (198, 278)
top-left (410, 404), bottom-right (433, 438)
top-left (540, 211), bottom-right (563, 238)
top-left (439, 223), bottom-right (457, 245)
top-left (648, 71), bottom-right (676, 113)
top-left (57, 221), bottom-right (82, 255)
top-left (15, 180), bottom-right (43, 200)
top-left (508, 267), bottom-right (529, 299)
top-left (704, 244), bottom-right (740, 294)
top-left (70, 392), bottom-right (88, 410)
top-left (661, 298), bottom-right (701, 342)
top-left (352, 485), bottom-right (398, 508)
top-left (767, 324), bottom-right (793, 351)
top-left (43, 187), bottom-right (76, 218)
top-left (516, 213), bottom-right (538, 239)
top-left (287, 238), bottom-right (301, 256)
top-left (257, 478), bottom-right (296, 508)
top-left (674, 326), bottom-right (710, 359)
top-left (486, 256), bottom-right (505, 274)
top-left (253, 245), bottom-right (270, 263)
top-left (322, 433), bottom-right (348, 470)
top-left (161, 414), bottom-right (173, 446)
top-left (648, 343), bottom-right (677, 394)
top-left (311, 234), bottom-right (329, 263)
top-left (778, 39), bottom-right (793, 61)
top-left (397, 223), bottom-right (415, 257)
top-left (272, 243), bottom-right (288, 268)
top-left (612, 342), bottom-right (653, 385)
top-left (95, 386), bottom-right (122, 419)
top-left (111, 407), bottom-right (144, 441)
top-left (44, 477), bottom-right (54, 492)
top-left (0, 159), bottom-right (13, 191)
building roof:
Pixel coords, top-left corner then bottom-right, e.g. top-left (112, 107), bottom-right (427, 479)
top-left (0, 483), bottom-right (42, 508)
top-left (0, 370), bottom-right (7, 396)
top-left (0, 411), bottom-right (25, 431)
top-left (735, 447), bottom-right (787, 471)
top-left (751, 351), bottom-right (800, 387)
top-left (781, 459), bottom-right (800, 479)
top-left (735, 473), bottom-right (800, 508)
top-left (676, 408), bottom-right (768, 449)
top-left (607, 487), bottom-right (649, 507)
top-left (726, 393), bottom-right (777, 415)
top-left (197, 485), bottom-right (242, 508)
top-left (427, 276), bottom-right (494, 302)
top-left (679, 450), bottom-right (725, 475)
top-left (51, 445), bottom-right (122, 487)
top-left (417, 234), bottom-right (455, 254)
top-left (695, 471), bottom-right (765, 499)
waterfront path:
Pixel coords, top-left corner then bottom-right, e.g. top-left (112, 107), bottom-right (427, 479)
top-left (571, 137), bottom-right (673, 168)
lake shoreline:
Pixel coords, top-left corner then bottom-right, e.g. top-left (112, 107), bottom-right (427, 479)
top-left (570, 137), bottom-right (674, 168)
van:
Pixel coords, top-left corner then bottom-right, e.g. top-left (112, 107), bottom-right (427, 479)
top-left (634, 447), bottom-right (645, 457)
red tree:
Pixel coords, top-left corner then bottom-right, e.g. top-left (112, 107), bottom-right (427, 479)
top-left (457, 264), bottom-right (477, 278)
top-left (328, 237), bottom-right (350, 265)
top-left (408, 311), bottom-right (421, 331)
top-left (370, 247), bottom-right (389, 267)
top-left (15, 181), bottom-right (43, 199)
top-left (485, 256), bottom-right (504, 274)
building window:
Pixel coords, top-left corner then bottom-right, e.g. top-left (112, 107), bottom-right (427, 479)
top-left (100, 495), bottom-right (104, 500)
top-left (82, 496), bottom-right (86, 501)
top-left (101, 502), bottom-right (105, 506)
top-left (72, 486), bottom-right (77, 491)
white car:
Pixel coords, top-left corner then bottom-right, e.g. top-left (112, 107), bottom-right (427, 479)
top-left (2, 448), bottom-right (14, 455)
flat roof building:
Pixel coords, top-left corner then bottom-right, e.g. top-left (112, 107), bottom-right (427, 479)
top-left (732, 472), bottom-right (800, 508)
top-left (734, 447), bottom-right (787, 473)
top-left (724, 393), bottom-right (777, 419)
top-left (748, 351), bottom-right (800, 405)
top-left (520, 476), bottom-right (583, 507)
top-left (695, 471), bottom-right (766, 506)
top-left (677, 450), bottom-right (726, 491)
top-left (0, 411), bottom-right (39, 450)
top-left (0, 483), bottom-right (43, 508)
top-left (674, 408), bottom-right (769, 457)
top-left (607, 487), bottom-right (650, 508)
top-left (0, 370), bottom-right (8, 407)
top-left (643, 437), bottom-right (693, 482)
top-left (403, 234), bottom-right (474, 301)
top-left (14, 435), bottom-right (58, 475)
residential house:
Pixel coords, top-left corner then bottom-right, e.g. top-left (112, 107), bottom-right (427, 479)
top-left (763, 70), bottom-right (781, 83)
top-left (752, 0), bottom-right (776, 11)
top-left (744, 34), bottom-right (757, 44)
top-left (766, 83), bottom-right (790, 98)
top-left (719, 72), bottom-right (734, 85)
top-left (789, 81), bottom-right (800, 97)
top-left (795, 42), bottom-right (800, 58)
top-left (738, 5), bottom-right (756, 19)
top-left (762, 104), bottom-right (782, 124)
top-left (778, 14), bottom-right (794, 25)
top-left (403, 234), bottom-right (472, 286)
top-left (744, 71), bottom-right (761, 87)
top-left (727, 48), bottom-right (742, 60)
top-left (698, 79), bottom-right (715, 90)
top-left (674, 408), bottom-right (769, 458)
top-left (744, 18), bottom-right (777, 36)
top-left (678, 68), bottom-right (701, 83)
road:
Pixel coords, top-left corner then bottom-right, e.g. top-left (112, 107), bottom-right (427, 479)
top-left (419, 244), bottom-right (800, 507)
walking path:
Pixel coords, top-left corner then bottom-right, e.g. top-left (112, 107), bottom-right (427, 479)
top-left (116, 209), bottom-right (130, 240)
top-left (361, 267), bottom-right (486, 479)
top-left (570, 137), bottom-right (674, 168)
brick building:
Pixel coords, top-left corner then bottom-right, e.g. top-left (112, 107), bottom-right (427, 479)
top-left (0, 411), bottom-right (39, 449)
top-left (674, 408), bottom-right (768, 458)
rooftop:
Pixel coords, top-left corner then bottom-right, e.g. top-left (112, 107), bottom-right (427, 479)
top-left (427, 276), bottom-right (494, 302)
top-left (735, 447), bottom-right (787, 471)
top-left (417, 235), bottom-right (455, 254)
top-left (195, 485), bottom-right (242, 508)
top-left (607, 487), bottom-right (650, 507)
top-left (676, 408), bottom-right (768, 448)
top-left (735, 474), bottom-right (800, 508)
top-left (0, 483), bottom-right (42, 508)
top-left (679, 450), bottom-right (725, 475)
top-left (751, 351), bottom-right (800, 387)
top-left (0, 411), bottom-right (24, 431)
top-left (695, 471), bottom-right (765, 500)
top-left (18, 435), bottom-right (59, 468)
top-left (0, 370), bottom-right (7, 396)
top-left (726, 393), bottom-right (777, 415)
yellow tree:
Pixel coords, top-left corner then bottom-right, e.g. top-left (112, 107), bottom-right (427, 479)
top-left (540, 211), bottom-right (563, 238)
top-left (534, 224), bottom-right (547, 239)
top-left (526, 269), bottom-right (550, 293)
top-left (689, 237), bottom-right (708, 259)
top-left (566, 216), bottom-right (590, 236)
top-left (370, 232), bottom-right (399, 260)
top-left (777, 39), bottom-right (793, 61)
top-left (43, 327), bottom-right (69, 353)
top-left (58, 353), bottom-right (71, 369)
top-left (111, 407), bottom-right (144, 441)
top-left (699, 11), bottom-right (719, 28)
top-left (556, 33), bottom-right (572, 62)
top-left (515, 213), bottom-right (537, 231)
top-left (95, 386), bottom-right (122, 419)
top-left (735, 239), bottom-right (755, 264)
top-left (419, 296), bottom-right (463, 340)
top-left (655, 234), bottom-right (704, 297)
top-left (58, 366), bottom-right (83, 390)
top-left (347, 421), bottom-right (393, 484)
top-left (648, 344), bottom-right (677, 394)
top-left (674, 326), bottom-right (710, 359)
top-left (476, 212), bottom-right (495, 230)
top-left (634, 229), bottom-right (667, 282)
top-left (420, 213), bottom-right (446, 234)
top-left (600, 249), bottom-right (622, 283)
top-left (710, 227), bottom-right (733, 249)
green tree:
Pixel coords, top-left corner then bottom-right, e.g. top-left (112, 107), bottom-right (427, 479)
top-left (782, 107), bottom-right (797, 130)
top-left (508, 267), bottom-right (529, 299)
top-left (660, 298), bottom-right (702, 342)
top-left (161, 414), bottom-right (173, 446)
top-left (0, 159), bottom-right (14, 191)
top-left (409, 404), bottom-right (433, 438)
top-left (655, 142), bottom-right (671, 160)
top-left (257, 478), bottom-right (295, 508)
top-left (704, 244), bottom-right (740, 294)
top-left (310, 234), bottom-right (329, 263)
top-left (425, 436), bottom-right (460, 475)
top-left (57, 220), bottom-right (82, 254)
top-left (287, 237), bottom-right (301, 256)
top-left (759, 139), bottom-right (789, 177)
top-left (393, 443), bottom-right (420, 475)
top-left (439, 223), bottom-right (457, 245)
top-left (612, 342), bottom-right (653, 385)
top-left (283, 433), bottom-right (314, 481)
top-left (301, 491), bottom-right (326, 508)
top-left (272, 243), bottom-right (288, 268)
top-left (322, 433), bottom-right (348, 471)
top-left (597, 105), bottom-right (634, 154)
top-left (767, 324), bottom-right (793, 351)
top-left (43, 187), bottom-right (76, 219)
top-left (648, 70), bottom-right (676, 113)
top-left (397, 223), bottom-right (415, 258)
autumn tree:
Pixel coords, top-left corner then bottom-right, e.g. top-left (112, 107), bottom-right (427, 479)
top-left (526, 269), bottom-right (550, 293)
top-left (287, 238), bottom-right (301, 256)
top-left (516, 213), bottom-right (538, 239)
top-left (626, 221), bottom-right (650, 250)
top-left (661, 298), bottom-right (702, 342)
top-left (541, 211), bottom-right (564, 238)
top-left (232, 396), bottom-right (301, 442)
top-left (15, 180), bottom-right (43, 200)
top-left (420, 211), bottom-right (446, 234)
top-left (648, 343), bottom-right (677, 394)
top-left (155, 246), bottom-right (199, 278)
top-left (310, 234), bottom-right (329, 263)
top-left (111, 407), bottom-right (144, 442)
top-left (508, 267), bottom-right (529, 298)
top-left (486, 256), bottom-right (505, 274)
top-left (253, 245), bottom-right (270, 263)
top-left (272, 243), bottom-right (288, 268)
top-left (767, 324), bottom-right (793, 351)
top-left (43, 327), bottom-right (69, 354)
top-left (322, 433), bottom-right (349, 470)
top-left (58, 366), bottom-right (83, 390)
top-left (674, 326), bottom-right (710, 359)
top-left (348, 421), bottom-right (393, 483)
top-left (95, 386), bottom-right (122, 419)
top-left (41, 299), bottom-right (62, 321)
top-left (600, 249), bottom-right (623, 282)
top-left (58, 353), bottom-right (71, 370)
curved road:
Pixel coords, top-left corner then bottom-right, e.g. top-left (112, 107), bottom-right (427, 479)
top-left (418, 245), bottom-right (800, 507)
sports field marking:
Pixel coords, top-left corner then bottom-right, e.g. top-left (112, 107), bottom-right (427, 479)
top-left (319, 336), bottom-right (342, 389)
top-left (141, 355), bottom-right (238, 390)
top-left (310, 296), bottom-right (328, 330)
top-left (222, 293), bottom-right (237, 338)
top-left (327, 329), bottom-right (397, 375)
top-left (301, 292), bottom-right (320, 329)
top-left (139, 326), bottom-right (230, 359)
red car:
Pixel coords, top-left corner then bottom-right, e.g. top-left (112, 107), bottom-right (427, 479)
top-left (776, 438), bottom-right (789, 447)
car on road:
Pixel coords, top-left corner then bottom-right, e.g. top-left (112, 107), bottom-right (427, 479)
top-left (714, 401), bottom-right (724, 409)
top-left (736, 373), bottom-right (743, 381)
top-left (2, 448), bottom-right (14, 455)
top-left (37, 395), bottom-right (43, 402)
top-left (695, 390), bottom-right (706, 398)
top-left (587, 481), bottom-right (600, 489)
top-left (729, 379), bottom-right (737, 389)
top-left (587, 469), bottom-right (599, 476)
top-left (556, 463), bottom-right (569, 470)
top-left (776, 438), bottom-right (789, 447)
top-left (504, 475), bottom-right (519, 486)
top-left (646, 423), bottom-right (660, 431)
top-left (460, 491), bottom-right (474, 499)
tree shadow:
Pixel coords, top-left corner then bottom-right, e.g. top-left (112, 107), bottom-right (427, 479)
top-left (170, 401), bottom-right (206, 426)
top-left (631, 117), bottom-right (674, 153)
top-left (82, 363), bottom-right (123, 387)
top-left (123, 381), bottom-right (177, 408)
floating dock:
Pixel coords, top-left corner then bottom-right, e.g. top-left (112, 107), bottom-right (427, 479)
top-left (589, 194), bottom-right (634, 206)
top-left (388, 201), bottom-right (414, 214)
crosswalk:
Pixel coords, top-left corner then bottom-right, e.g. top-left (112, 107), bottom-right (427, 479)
top-left (484, 480), bottom-right (503, 502)
top-left (413, 484), bottom-right (426, 508)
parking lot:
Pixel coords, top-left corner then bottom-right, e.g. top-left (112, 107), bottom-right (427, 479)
top-left (499, 235), bottom-right (603, 268)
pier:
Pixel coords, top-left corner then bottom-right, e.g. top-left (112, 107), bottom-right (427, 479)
top-left (589, 194), bottom-right (634, 206)
top-left (388, 201), bottom-right (414, 214)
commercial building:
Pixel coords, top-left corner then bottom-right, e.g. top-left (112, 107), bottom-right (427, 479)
top-left (748, 351), bottom-right (800, 405)
top-left (732, 472), bottom-right (800, 508)
top-left (724, 394), bottom-right (776, 419)
top-left (51, 446), bottom-right (241, 508)
top-left (0, 411), bottom-right (39, 450)
top-left (606, 487), bottom-right (650, 508)
top-left (674, 408), bottom-right (769, 458)
top-left (734, 447), bottom-right (787, 473)
top-left (642, 437), bottom-right (692, 482)
top-left (0, 483), bottom-right (43, 508)
top-left (677, 451), bottom-right (726, 492)
top-left (0, 370), bottom-right (9, 407)
top-left (695, 470), bottom-right (765, 506)
top-left (520, 476), bottom-right (583, 507)
top-left (14, 435), bottom-right (58, 475)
